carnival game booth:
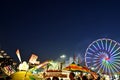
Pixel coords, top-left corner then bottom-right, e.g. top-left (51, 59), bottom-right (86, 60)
top-left (63, 62), bottom-right (99, 79)
top-left (44, 70), bottom-right (69, 80)
top-left (43, 61), bottom-right (69, 79)
top-left (1, 65), bottom-right (16, 76)
top-left (63, 62), bottom-right (84, 79)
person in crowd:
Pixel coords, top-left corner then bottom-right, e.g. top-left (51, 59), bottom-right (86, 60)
top-left (76, 77), bottom-right (81, 80)
top-left (52, 76), bottom-right (59, 80)
top-left (6, 76), bottom-right (12, 80)
top-left (60, 78), bottom-right (63, 80)
top-left (82, 75), bottom-right (88, 80)
top-left (96, 74), bottom-right (100, 80)
top-left (88, 74), bottom-right (95, 80)
top-left (78, 72), bottom-right (83, 80)
top-left (69, 72), bottom-right (75, 80)
top-left (0, 78), bottom-right (4, 80)
top-left (46, 77), bottom-right (51, 80)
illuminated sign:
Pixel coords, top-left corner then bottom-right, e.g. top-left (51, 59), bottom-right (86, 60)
top-left (29, 54), bottom-right (38, 64)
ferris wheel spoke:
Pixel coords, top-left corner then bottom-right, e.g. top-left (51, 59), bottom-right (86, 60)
top-left (92, 44), bottom-right (98, 51)
top-left (94, 55), bottom-right (100, 58)
top-left (104, 65), bottom-right (107, 74)
top-left (95, 52), bottom-right (101, 56)
top-left (86, 61), bottom-right (91, 64)
top-left (105, 39), bottom-right (108, 51)
top-left (110, 61), bottom-right (119, 73)
top-left (98, 62), bottom-right (103, 68)
top-left (113, 61), bottom-right (120, 65)
top-left (113, 56), bottom-right (120, 59)
top-left (108, 40), bottom-right (112, 52)
top-left (114, 59), bottom-right (120, 62)
top-left (87, 52), bottom-right (94, 56)
top-left (110, 43), bottom-right (117, 54)
top-left (108, 62), bottom-right (115, 74)
top-left (107, 63), bottom-right (115, 74)
top-left (112, 61), bottom-right (120, 68)
top-left (86, 57), bottom-right (92, 59)
top-left (93, 58), bottom-right (100, 61)
top-left (104, 61), bottom-right (110, 74)
top-left (111, 47), bottom-right (120, 56)
top-left (96, 41), bottom-right (101, 50)
top-left (94, 60), bottom-right (102, 68)
top-left (93, 60), bottom-right (99, 63)
top-left (93, 60), bottom-right (101, 67)
top-left (101, 40), bottom-right (104, 50)
top-left (112, 52), bottom-right (120, 57)
top-left (110, 62), bottom-right (119, 73)
top-left (97, 63), bottom-right (104, 73)
top-left (102, 64), bottom-right (107, 74)
top-left (89, 48), bottom-right (96, 53)
top-left (106, 62), bottom-right (111, 74)
top-left (105, 61), bottom-right (111, 74)
top-left (93, 63), bottom-right (98, 66)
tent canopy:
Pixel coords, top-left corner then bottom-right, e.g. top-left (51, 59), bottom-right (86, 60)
top-left (63, 62), bottom-right (90, 72)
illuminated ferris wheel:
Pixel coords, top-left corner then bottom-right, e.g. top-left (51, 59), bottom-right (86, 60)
top-left (85, 38), bottom-right (120, 75)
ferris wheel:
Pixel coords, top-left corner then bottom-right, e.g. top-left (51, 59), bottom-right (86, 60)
top-left (85, 38), bottom-right (120, 75)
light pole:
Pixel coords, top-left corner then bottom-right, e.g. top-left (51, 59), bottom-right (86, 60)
top-left (60, 54), bottom-right (66, 59)
top-left (60, 54), bottom-right (66, 70)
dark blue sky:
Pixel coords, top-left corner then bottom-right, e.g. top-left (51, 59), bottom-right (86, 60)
top-left (1, 0), bottom-right (120, 62)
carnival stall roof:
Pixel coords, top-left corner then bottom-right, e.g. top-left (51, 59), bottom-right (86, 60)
top-left (81, 66), bottom-right (91, 72)
top-left (63, 62), bottom-right (91, 73)
top-left (63, 62), bottom-right (83, 72)
top-left (63, 62), bottom-right (98, 79)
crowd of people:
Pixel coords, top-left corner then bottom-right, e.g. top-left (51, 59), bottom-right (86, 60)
top-left (68, 72), bottom-right (101, 80)
top-left (45, 72), bottom-right (106, 80)
top-left (68, 72), bottom-right (120, 80)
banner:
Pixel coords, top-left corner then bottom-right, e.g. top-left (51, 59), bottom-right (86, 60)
top-left (2, 65), bottom-right (16, 76)
top-left (29, 54), bottom-right (38, 64)
top-left (16, 49), bottom-right (22, 63)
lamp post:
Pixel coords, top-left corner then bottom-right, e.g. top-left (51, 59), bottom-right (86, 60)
top-left (60, 54), bottom-right (66, 59)
top-left (60, 54), bottom-right (66, 70)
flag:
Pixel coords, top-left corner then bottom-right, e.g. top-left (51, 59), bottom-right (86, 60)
top-left (16, 49), bottom-right (22, 63)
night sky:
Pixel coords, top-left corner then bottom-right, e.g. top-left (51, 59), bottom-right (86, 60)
top-left (1, 0), bottom-right (120, 63)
